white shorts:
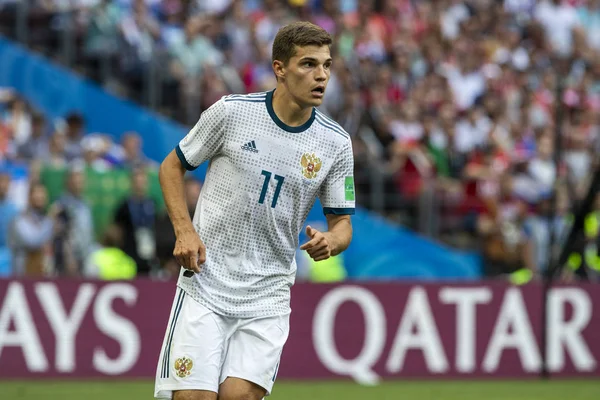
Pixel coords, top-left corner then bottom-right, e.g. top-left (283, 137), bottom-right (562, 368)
top-left (154, 287), bottom-right (290, 399)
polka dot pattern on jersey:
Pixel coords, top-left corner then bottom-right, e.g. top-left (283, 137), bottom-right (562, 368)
top-left (176, 90), bottom-right (355, 318)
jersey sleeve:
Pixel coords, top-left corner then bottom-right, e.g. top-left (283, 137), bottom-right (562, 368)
top-left (176, 98), bottom-right (227, 170)
top-left (318, 140), bottom-right (355, 215)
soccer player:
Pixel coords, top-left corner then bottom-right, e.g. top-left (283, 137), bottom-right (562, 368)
top-left (154, 21), bottom-right (355, 400)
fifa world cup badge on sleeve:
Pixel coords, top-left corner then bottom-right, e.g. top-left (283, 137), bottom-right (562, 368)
top-left (345, 176), bottom-right (355, 201)
top-left (174, 356), bottom-right (194, 378)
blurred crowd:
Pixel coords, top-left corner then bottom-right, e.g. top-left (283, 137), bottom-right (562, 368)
top-left (1, 0), bottom-right (600, 281)
top-left (0, 88), bottom-right (203, 279)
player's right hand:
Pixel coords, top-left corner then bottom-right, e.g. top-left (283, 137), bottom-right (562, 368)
top-left (173, 230), bottom-right (206, 274)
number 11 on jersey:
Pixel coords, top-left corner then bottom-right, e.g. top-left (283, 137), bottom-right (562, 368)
top-left (259, 170), bottom-right (285, 208)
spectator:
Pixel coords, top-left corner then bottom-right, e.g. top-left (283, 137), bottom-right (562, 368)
top-left (8, 182), bottom-right (55, 277)
top-left (117, 131), bottom-right (157, 170)
top-left (2, 95), bottom-right (32, 156)
top-left (526, 132), bottom-right (557, 198)
top-left (43, 131), bottom-right (69, 168)
top-left (168, 16), bottom-right (224, 120)
top-left (0, 171), bottom-right (18, 274)
top-left (476, 173), bottom-right (537, 278)
top-left (442, 43), bottom-right (486, 111)
top-left (455, 106), bottom-right (492, 155)
top-left (160, 3), bottom-right (185, 49)
top-left (113, 167), bottom-right (159, 276)
top-left (63, 112), bottom-right (85, 161)
top-left (534, 0), bottom-right (581, 57)
top-left (525, 188), bottom-right (570, 274)
top-left (83, 223), bottom-right (137, 280)
top-left (80, 133), bottom-right (116, 172)
top-left (389, 101), bottom-right (424, 146)
top-left (17, 112), bottom-right (49, 162)
top-left (578, 0), bottom-right (600, 51)
top-left (54, 165), bottom-right (96, 274)
top-left (83, 0), bottom-right (123, 82)
top-left (119, 0), bottom-right (161, 95)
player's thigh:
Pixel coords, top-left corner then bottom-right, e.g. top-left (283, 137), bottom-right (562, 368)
top-left (220, 313), bottom-right (290, 396)
top-left (155, 289), bottom-right (228, 397)
top-left (173, 390), bottom-right (217, 400)
top-left (218, 377), bottom-right (266, 400)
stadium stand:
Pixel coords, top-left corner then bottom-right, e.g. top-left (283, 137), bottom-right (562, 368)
top-left (0, 0), bottom-right (599, 282)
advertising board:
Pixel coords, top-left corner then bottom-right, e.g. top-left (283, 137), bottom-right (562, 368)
top-left (0, 280), bottom-right (597, 381)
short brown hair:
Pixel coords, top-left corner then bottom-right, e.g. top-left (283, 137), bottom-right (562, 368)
top-left (272, 21), bottom-right (332, 65)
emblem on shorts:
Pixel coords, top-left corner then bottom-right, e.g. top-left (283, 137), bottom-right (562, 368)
top-left (174, 356), bottom-right (194, 378)
top-left (301, 153), bottom-right (322, 179)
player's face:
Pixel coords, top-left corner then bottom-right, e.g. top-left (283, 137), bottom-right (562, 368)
top-left (283, 45), bottom-right (332, 108)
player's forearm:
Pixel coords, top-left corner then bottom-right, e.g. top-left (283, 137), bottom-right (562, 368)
top-left (159, 151), bottom-right (195, 237)
top-left (326, 218), bottom-right (353, 256)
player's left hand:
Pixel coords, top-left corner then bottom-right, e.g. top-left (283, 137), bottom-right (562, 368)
top-left (300, 225), bottom-right (333, 261)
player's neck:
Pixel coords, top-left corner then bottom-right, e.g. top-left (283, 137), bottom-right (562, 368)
top-left (271, 87), bottom-right (313, 127)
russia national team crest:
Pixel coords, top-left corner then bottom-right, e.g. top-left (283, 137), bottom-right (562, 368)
top-left (174, 356), bottom-right (194, 378)
top-left (301, 153), bottom-right (322, 179)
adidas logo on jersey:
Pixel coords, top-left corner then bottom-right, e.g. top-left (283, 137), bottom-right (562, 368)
top-left (241, 140), bottom-right (259, 153)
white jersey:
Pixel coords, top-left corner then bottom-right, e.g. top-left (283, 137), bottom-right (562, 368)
top-left (175, 90), bottom-right (355, 318)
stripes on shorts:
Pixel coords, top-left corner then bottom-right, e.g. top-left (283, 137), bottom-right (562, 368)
top-left (161, 288), bottom-right (186, 379)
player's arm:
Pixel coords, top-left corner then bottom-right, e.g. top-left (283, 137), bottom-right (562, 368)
top-left (300, 215), bottom-right (352, 261)
top-left (159, 151), bottom-right (194, 237)
top-left (160, 98), bottom-right (228, 272)
top-left (325, 214), bottom-right (353, 255)
top-left (159, 150), bottom-right (205, 273)
top-left (302, 137), bottom-right (355, 261)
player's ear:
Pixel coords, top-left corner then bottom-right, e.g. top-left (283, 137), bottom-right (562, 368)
top-left (273, 60), bottom-right (286, 80)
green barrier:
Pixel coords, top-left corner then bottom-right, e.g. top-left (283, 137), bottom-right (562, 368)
top-left (40, 165), bottom-right (164, 239)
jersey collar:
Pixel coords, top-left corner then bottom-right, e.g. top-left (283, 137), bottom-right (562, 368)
top-left (266, 89), bottom-right (316, 133)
